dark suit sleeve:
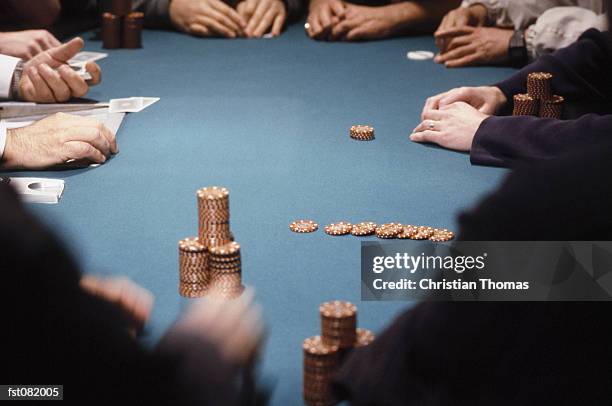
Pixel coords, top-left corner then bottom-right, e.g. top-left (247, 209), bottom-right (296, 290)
top-left (470, 113), bottom-right (612, 167)
top-left (131, 0), bottom-right (172, 28)
top-left (283, 0), bottom-right (305, 22)
top-left (495, 29), bottom-right (612, 108)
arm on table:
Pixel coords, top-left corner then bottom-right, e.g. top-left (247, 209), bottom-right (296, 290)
top-left (470, 113), bottom-right (612, 167)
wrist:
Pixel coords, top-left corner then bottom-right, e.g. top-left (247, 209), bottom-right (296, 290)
top-left (10, 60), bottom-right (24, 101)
top-left (391, 2), bottom-right (428, 33)
top-left (468, 4), bottom-right (487, 25)
top-left (2, 128), bottom-right (23, 169)
top-left (492, 86), bottom-right (508, 110)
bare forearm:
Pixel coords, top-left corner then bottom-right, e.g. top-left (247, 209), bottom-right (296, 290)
top-left (392, 0), bottom-right (462, 34)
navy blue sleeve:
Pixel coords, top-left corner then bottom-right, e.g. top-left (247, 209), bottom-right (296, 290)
top-left (470, 113), bottom-right (612, 167)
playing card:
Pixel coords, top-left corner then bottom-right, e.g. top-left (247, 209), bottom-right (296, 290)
top-left (109, 97), bottom-right (160, 113)
top-left (68, 51), bottom-right (108, 65)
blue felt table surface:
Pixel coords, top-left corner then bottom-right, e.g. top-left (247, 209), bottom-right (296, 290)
top-left (11, 24), bottom-right (513, 404)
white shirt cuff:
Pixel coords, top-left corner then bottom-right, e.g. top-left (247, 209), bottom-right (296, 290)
top-left (0, 54), bottom-right (20, 99)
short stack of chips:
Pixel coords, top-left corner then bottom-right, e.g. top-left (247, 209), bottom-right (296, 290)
top-left (303, 301), bottom-right (375, 406)
top-left (349, 125), bottom-right (375, 141)
top-left (512, 72), bottom-right (564, 119)
top-left (309, 221), bottom-right (455, 242)
top-left (208, 241), bottom-right (245, 299)
top-left (102, 0), bottom-right (144, 49)
top-left (178, 237), bottom-right (209, 298)
top-left (197, 186), bottom-right (233, 249)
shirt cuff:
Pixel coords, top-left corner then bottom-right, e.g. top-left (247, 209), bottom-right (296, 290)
top-left (0, 55), bottom-right (21, 99)
top-left (0, 122), bottom-right (8, 160)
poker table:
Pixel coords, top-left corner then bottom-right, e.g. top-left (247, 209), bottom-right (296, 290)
top-left (16, 24), bottom-right (514, 404)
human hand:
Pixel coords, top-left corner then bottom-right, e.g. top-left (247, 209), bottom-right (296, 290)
top-left (237, 0), bottom-right (286, 37)
top-left (410, 102), bottom-right (488, 151)
top-left (174, 287), bottom-right (264, 364)
top-left (330, 3), bottom-right (405, 41)
top-left (169, 0), bottom-right (247, 38)
top-left (20, 37), bottom-right (101, 102)
top-left (435, 4), bottom-right (487, 51)
top-left (421, 86), bottom-right (507, 118)
top-left (306, 0), bottom-right (346, 40)
top-left (0, 30), bottom-right (61, 59)
top-left (2, 112), bottom-right (118, 169)
top-left (80, 275), bottom-right (154, 334)
top-left (434, 26), bottom-right (513, 67)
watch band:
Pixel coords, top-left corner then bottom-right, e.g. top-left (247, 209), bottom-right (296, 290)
top-left (10, 60), bottom-right (24, 100)
top-left (508, 30), bottom-right (528, 69)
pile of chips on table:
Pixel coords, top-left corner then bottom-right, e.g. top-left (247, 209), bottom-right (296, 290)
top-left (303, 301), bottom-right (375, 406)
top-left (178, 186), bottom-right (244, 299)
top-left (512, 72), bottom-right (564, 119)
top-left (102, 0), bottom-right (143, 49)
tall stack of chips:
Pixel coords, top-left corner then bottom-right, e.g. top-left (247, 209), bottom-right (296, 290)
top-left (303, 301), bottom-right (375, 406)
top-left (512, 72), bottom-right (564, 119)
top-left (102, 0), bottom-right (144, 49)
top-left (208, 241), bottom-right (245, 299)
top-left (197, 186), bottom-right (233, 249)
top-left (178, 186), bottom-right (243, 300)
top-left (178, 237), bottom-right (209, 298)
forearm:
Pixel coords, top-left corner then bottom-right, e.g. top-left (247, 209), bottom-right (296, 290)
top-left (470, 114), bottom-right (612, 167)
top-left (389, 0), bottom-right (462, 34)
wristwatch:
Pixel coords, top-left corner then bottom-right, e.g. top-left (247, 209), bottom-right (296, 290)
top-left (508, 30), bottom-right (528, 68)
top-left (10, 60), bottom-right (24, 100)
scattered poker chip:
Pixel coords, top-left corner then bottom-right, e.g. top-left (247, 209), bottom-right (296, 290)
top-left (429, 228), bottom-right (455, 242)
top-left (351, 222), bottom-right (377, 236)
top-left (406, 50), bottom-right (435, 61)
top-left (324, 222), bottom-right (353, 236)
top-left (354, 328), bottom-right (375, 348)
top-left (290, 219), bottom-right (319, 233)
top-left (376, 223), bottom-right (403, 239)
top-left (397, 225), bottom-right (418, 239)
top-left (349, 125), bottom-right (375, 141)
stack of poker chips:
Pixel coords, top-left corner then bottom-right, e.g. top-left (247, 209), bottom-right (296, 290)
top-left (197, 186), bottom-right (234, 249)
top-left (102, 0), bottom-right (144, 49)
top-left (303, 301), bottom-right (375, 406)
top-left (349, 125), bottom-right (375, 141)
top-left (512, 72), bottom-right (564, 119)
top-left (178, 186), bottom-right (243, 300)
top-left (178, 237), bottom-right (209, 298)
top-left (208, 241), bottom-right (245, 299)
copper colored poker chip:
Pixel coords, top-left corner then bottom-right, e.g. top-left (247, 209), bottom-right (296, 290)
top-left (290, 220), bottom-right (319, 233)
top-left (354, 328), bottom-right (375, 348)
top-left (101, 12), bottom-right (121, 49)
top-left (430, 229), bottom-right (455, 242)
top-left (512, 94), bottom-right (538, 116)
top-left (351, 222), bottom-right (377, 236)
top-left (539, 95), bottom-right (564, 119)
top-left (376, 223), bottom-right (402, 239)
top-left (324, 222), bottom-right (353, 236)
top-left (397, 224), bottom-right (418, 239)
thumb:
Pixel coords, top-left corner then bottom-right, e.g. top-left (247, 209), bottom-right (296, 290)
top-left (48, 37), bottom-right (84, 63)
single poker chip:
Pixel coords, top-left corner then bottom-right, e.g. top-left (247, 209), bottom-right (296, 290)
top-left (376, 223), bottom-right (402, 239)
top-left (324, 222), bottom-right (353, 236)
top-left (397, 225), bottom-right (418, 239)
top-left (354, 328), bottom-right (375, 348)
top-left (406, 50), bottom-right (435, 61)
top-left (290, 219), bottom-right (319, 233)
top-left (351, 222), bottom-right (377, 236)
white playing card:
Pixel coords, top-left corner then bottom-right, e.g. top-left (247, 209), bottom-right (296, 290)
top-left (68, 51), bottom-right (108, 65)
top-left (109, 97), bottom-right (160, 113)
